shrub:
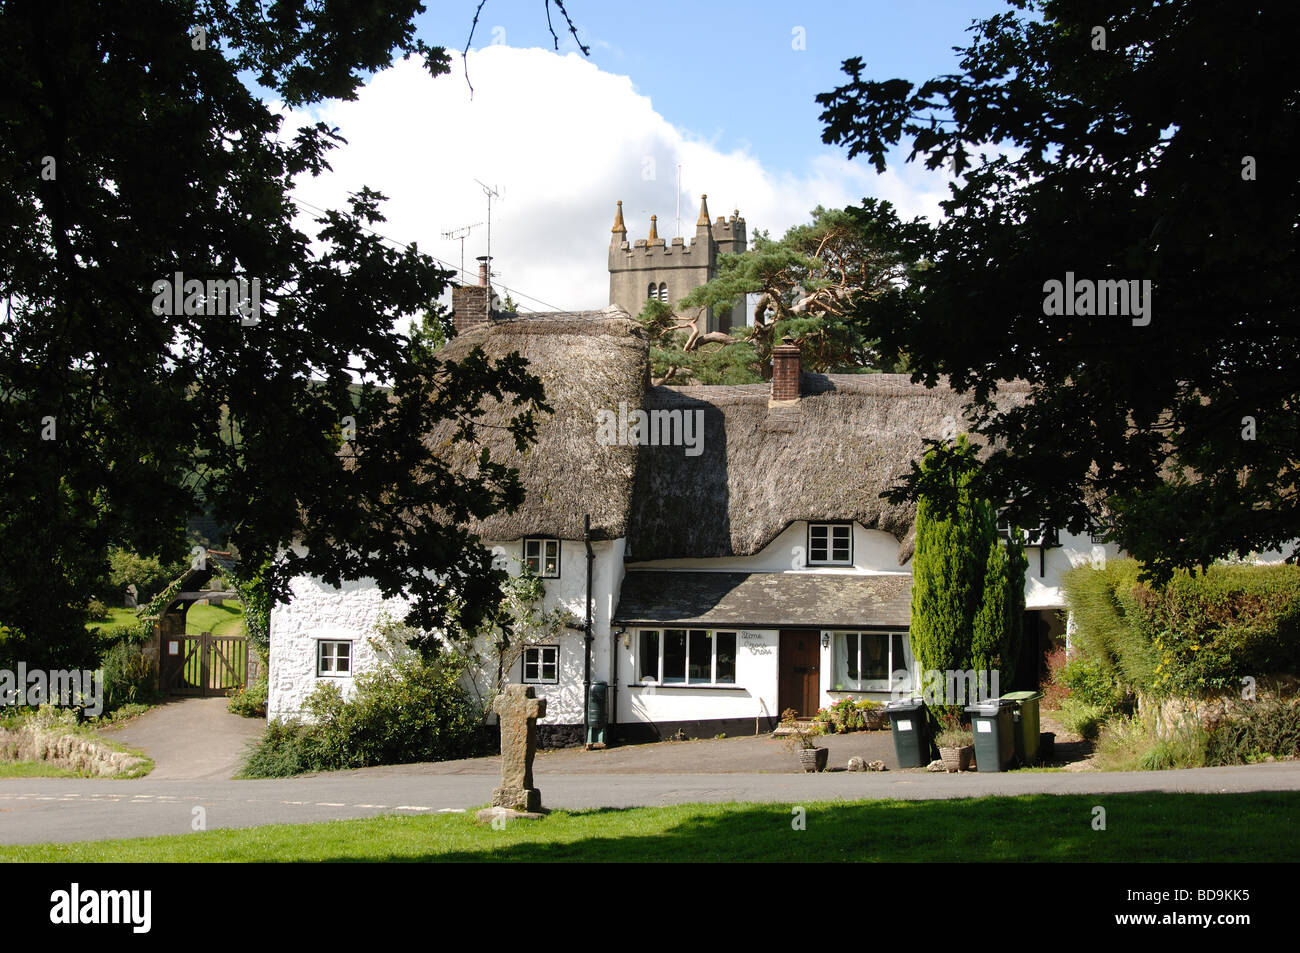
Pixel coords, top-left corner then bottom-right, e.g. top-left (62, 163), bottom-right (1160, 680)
top-left (1205, 694), bottom-right (1300, 765)
top-left (1056, 697), bottom-right (1109, 741)
top-left (1062, 559), bottom-right (1300, 700)
top-left (240, 653), bottom-right (489, 777)
top-left (1043, 646), bottom-right (1070, 709)
top-left (227, 672), bottom-right (267, 718)
top-left (101, 641), bottom-right (155, 711)
top-left (239, 720), bottom-right (326, 778)
top-left (85, 599), bottom-right (110, 622)
top-left (1058, 651), bottom-right (1125, 712)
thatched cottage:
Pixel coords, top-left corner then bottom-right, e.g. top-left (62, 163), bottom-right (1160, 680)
top-left (267, 299), bottom-right (1118, 744)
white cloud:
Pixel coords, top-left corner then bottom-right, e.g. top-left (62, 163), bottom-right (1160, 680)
top-left (286, 46), bottom-right (951, 314)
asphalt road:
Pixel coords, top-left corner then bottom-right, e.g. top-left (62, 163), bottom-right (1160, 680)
top-left (2, 762), bottom-right (1298, 845)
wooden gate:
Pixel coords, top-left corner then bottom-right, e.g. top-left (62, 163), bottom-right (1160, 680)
top-left (160, 632), bottom-right (248, 696)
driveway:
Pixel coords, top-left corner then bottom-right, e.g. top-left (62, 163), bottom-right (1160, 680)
top-left (97, 697), bottom-right (264, 780)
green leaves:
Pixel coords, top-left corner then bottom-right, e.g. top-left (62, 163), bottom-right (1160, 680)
top-left (818, 1), bottom-right (1300, 571)
top-left (0, 3), bottom-right (544, 666)
top-left (910, 437), bottom-right (1025, 700)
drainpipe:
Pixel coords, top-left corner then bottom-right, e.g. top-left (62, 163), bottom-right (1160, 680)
top-left (611, 626), bottom-right (626, 732)
top-left (583, 514), bottom-right (594, 734)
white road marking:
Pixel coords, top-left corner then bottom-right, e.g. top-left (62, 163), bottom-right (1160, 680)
top-left (393, 805), bottom-right (429, 812)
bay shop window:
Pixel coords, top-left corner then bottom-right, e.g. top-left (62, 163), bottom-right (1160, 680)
top-left (832, 631), bottom-right (911, 692)
top-left (637, 629), bottom-right (737, 685)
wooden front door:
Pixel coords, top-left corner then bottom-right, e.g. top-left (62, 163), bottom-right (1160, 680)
top-left (778, 629), bottom-right (820, 717)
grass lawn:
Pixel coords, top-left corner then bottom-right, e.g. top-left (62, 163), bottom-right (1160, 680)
top-left (185, 601), bottom-right (244, 637)
top-left (0, 762), bottom-right (80, 779)
top-left (3, 792), bottom-right (1296, 862)
top-left (84, 607), bottom-right (140, 631)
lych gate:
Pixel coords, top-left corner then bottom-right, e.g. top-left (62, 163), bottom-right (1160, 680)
top-left (151, 550), bottom-right (252, 696)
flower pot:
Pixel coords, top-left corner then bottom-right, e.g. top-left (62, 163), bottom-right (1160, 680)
top-left (940, 744), bottom-right (974, 772)
top-left (798, 746), bottom-right (829, 773)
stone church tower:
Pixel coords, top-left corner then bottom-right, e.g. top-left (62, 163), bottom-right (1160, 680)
top-left (608, 194), bottom-right (746, 333)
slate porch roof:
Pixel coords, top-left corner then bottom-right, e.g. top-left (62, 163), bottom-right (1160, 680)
top-left (613, 570), bottom-right (913, 629)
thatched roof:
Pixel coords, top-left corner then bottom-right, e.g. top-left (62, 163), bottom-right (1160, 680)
top-left (625, 373), bottom-right (1029, 564)
top-left (432, 308), bottom-right (648, 541)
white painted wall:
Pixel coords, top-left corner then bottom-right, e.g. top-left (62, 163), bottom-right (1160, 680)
top-left (614, 628), bottom-right (780, 730)
top-left (268, 537), bottom-right (626, 727)
top-left (268, 573), bottom-right (410, 721)
top-left (627, 524), bottom-right (907, 574)
top-left (1024, 529), bottom-right (1125, 609)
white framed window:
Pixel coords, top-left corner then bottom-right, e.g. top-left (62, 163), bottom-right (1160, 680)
top-left (996, 510), bottom-right (1059, 547)
top-left (636, 629), bottom-right (736, 685)
top-left (648, 282), bottom-right (657, 300)
top-left (317, 640), bottom-right (352, 677)
top-left (808, 522), bottom-right (852, 565)
top-left (832, 631), bottom-right (910, 692)
top-left (522, 538), bottom-right (560, 578)
top-left (522, 645), bottom-right (559, 684)
top-left (657, 282), bottom-right (668, 303)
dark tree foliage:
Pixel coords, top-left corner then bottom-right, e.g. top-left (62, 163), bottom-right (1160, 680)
top-left (818, 1), bottom-right (1300, 580)
top-left (0, 2), bottom-right (556, 667)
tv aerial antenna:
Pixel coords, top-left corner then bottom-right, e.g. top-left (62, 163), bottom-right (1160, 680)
top-left (474, 179), bottom-right (501, 282)
top-left (441, 222), bottom-right (482, 283)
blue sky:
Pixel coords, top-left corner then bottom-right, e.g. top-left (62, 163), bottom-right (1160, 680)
top-left (414, 1), bottom-right (1012, 175)
top-left (288, 1), bottom-right (1019, 311)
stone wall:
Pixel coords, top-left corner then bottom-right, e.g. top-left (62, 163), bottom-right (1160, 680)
top-left (0, 726), bottom-right (150, 777)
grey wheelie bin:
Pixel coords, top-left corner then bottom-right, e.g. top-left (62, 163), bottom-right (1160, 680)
top-left (965, 697), bottom-right (1016, 771)
top-left (885, 697), bottom-right (931, 768)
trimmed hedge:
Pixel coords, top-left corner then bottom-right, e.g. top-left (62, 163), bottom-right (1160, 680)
top-left (1062, 559), bottom-right (1300, 698)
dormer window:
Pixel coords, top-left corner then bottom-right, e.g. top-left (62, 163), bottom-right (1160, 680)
top-left (523, 538), bottom-right (560, 578)
top-left (808, 522), bottom-right (852, 565)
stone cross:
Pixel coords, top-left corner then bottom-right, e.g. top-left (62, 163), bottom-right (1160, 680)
top-left (491, 684), bottom-right (546, 813)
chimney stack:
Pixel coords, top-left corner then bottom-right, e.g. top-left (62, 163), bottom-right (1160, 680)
top-left (771, 336), bottom-right (801, 403)
top-left (452, 255), bottom-right (494, 333)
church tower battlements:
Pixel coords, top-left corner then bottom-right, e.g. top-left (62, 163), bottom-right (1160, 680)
top-left (608, 194), bottom-right (746, 334)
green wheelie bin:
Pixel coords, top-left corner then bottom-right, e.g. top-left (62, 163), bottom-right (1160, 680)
top-left (1001, 690), bottom-right (1043, 765)
top-left (965, 697), bottom-right (1016, 771)
top-left (885, 697), bottom-right (931, 768)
